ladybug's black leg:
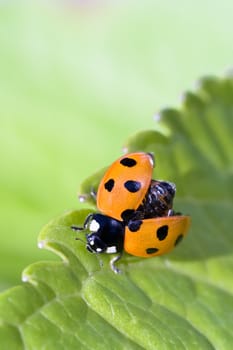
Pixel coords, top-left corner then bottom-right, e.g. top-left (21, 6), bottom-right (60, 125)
top-left (71, 214), bottom-right (94, 231)
top-left (90, 188), bottom-right (97, 201)
top-left (110, 253), bottom-right (122, 274)
top-left (78, 187), bottom-right (97, 204)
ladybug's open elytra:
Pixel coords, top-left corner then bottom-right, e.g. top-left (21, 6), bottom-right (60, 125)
top-left (72, 152), bottom-right (190, 273)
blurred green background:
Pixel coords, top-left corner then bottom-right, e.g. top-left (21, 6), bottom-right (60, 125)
top-left (0, 0), bottom-right (232, 291)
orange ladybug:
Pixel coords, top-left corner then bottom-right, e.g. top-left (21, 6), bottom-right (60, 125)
top-left (72, 152), bottom-right (190, 273)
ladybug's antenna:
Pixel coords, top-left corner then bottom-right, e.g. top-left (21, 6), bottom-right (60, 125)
top-left (75, 237), bottom-right (86, 244)
top-left (71, 225), bottom-right (84, 231)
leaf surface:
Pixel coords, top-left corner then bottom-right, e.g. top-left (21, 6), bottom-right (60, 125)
top-left (0, 76), bottom-right (233, 349)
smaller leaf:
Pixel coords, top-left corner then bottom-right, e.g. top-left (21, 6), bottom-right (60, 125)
top-left (79, 167), bottom-right (107, 206)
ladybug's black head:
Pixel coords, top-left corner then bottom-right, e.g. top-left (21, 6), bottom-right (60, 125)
top-left (84, 213), bottom-right (125, 255)
top-left (86, 233), bottom-right (107, 253)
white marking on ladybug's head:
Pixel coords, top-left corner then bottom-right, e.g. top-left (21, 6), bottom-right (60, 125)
top-left (106, 246), bottom-right (117, 254)
top-left (96, 247), bottom-right (103, 253)
top-left (89, 219), bottom-right (100, 232)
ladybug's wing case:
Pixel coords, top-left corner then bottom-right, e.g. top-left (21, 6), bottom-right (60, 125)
top-left (97, 152), bottom-right (154, 221)
top-left (124, 216), bottom-right (191, 258)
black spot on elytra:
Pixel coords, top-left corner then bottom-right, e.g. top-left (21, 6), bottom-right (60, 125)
top-left (121, 209), bottom-right (135, 222)
top-left (120, 157), bottom-right (137, 167)
top-left (146, 247), bottom-right (159, 255)
top-left (128, 220), bottom-right (142, 232)
top-left (124, 180), bottom-right (141, 193)
top-left (156, 225), bottom-right (169, 241)
top-left (104, 179), bottom-right (115, 192)
top-left (175, 234), bottom-right (183, 246)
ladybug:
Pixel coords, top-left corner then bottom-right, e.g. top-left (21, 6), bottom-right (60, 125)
top-left (72, 152), bottom-right (190, 273)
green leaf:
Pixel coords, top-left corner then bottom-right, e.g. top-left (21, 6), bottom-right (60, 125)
top-left (0, 75), bottom-right (233, 349)
top-left (1, 0), bottom-right (233, 290)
